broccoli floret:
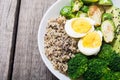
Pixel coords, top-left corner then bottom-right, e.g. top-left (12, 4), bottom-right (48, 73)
top-left (83, 59), bottom-right (109, 80)
top-left (98, 43), bottom-right (113, 62)
top-left (67, 53), bottom-right (88, 80)
top-left (114, 72), bottom-right (120, 79)
top-left (101, 71), bottom-right (118, 80)
top-left (108, 53), bottom-right (120, 72)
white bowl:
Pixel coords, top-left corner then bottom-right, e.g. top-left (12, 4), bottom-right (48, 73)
top-left (38, 0), bottom-right (120, 80)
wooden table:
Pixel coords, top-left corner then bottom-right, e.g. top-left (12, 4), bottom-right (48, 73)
top-left (0, 0), bottom-right (58, 80)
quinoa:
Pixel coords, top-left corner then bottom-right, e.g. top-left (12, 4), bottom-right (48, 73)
top-left (44, 16), bottom-right (79, 74)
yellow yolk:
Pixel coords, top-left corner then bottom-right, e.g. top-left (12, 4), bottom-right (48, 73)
top-left (83, 32), bottom-right (101, 48)
top-left (72, 18), bottom-right (92, 33)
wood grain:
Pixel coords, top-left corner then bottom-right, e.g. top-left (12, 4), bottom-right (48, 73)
top-left (12, 0), bottom-right (58, 80)
top-left (0, 0), bottom-right (18, 80)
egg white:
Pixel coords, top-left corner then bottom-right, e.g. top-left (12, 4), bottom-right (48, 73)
top-left (65, 17), bottom-right (95, 38)
top-left (78, 31), bottom-right (102, 56)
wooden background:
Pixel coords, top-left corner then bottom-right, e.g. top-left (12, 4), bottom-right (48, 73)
top-left (0, 0), bottom-right (58, 80)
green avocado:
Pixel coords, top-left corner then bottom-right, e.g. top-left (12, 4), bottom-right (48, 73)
top-left (106, 7), bottom-right (120, 53)
top-left (106, 6), bottom-right (120, 32)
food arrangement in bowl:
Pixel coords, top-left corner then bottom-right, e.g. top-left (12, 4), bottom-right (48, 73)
top-left (40, 0), bottom-right (120, 80)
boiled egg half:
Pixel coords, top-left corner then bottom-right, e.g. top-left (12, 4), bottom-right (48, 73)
top-left (78, 31), bottom-right (102, 56)
top-left (65, 17), bottom-right (95, 38)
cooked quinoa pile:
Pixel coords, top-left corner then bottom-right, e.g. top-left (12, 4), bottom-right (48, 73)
top-left (44, 16), bottom-right (79, 73)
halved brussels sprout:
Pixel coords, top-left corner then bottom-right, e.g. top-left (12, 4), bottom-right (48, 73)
top-left (60, 6), bottom-right (75, 19)
top-left (101, 20), bottom-right (115, 43)
top-left (88, 5), bottom-right (103, 26)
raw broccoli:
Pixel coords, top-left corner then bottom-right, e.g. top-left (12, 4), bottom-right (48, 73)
top-left (114, 72), bottom-right (120, 79)
top-left (108, 53), bottom-right (120, 72)
top-left (71, 0), bottom-right (83, 12)
top-left (98, 43), bottom-right (113, 62)
top-left (67, 53), bottom-right (88, 80)
top-left (83, 59), bottom-right (109, 80)
top-left (101, 71), bottom-right (118, 80)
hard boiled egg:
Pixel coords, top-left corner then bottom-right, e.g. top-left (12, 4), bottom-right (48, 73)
top-left (65, 17), bottom-right (95, 38)
top-left (78, 31), bottom-right (102, 56)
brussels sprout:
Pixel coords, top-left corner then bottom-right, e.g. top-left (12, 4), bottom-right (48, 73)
top-left (102, 13), bottom-right (113, 21)
top-left (88, 5), bottom-right (103, 26)
top-left (82, 0), bottom-right (98, 4)
top-left (60, 6), bottom-right (75, 19)
top-left (101, 20), bottom-right (115, 43)
top-left (71, 0), bottom-right (83, 12)
top-left (98, 0), bottom-right (113, 6)
top-left (76, 11), bottom-right (87, 17)
top-left (81, 5), bottom-right (89, 13)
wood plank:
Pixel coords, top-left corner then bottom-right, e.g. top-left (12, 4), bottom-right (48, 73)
top-left (0, 0), bottom-right (19, 80)
top-left (12, 0), bottom-right (58, 80)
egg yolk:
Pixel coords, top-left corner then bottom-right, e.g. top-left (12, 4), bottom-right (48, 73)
top-left (83, 32), bottom-right (101, 48)
top-left (72, 18), bottom-right (92, 33)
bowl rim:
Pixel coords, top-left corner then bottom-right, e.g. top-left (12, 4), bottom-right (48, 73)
top-left (38, 0), bottom-right (119, 80)
top-left (37, 0), bottom-right (70, 80)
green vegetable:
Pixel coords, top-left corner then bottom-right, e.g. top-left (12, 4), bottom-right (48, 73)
top-left (106, 7), bottom-right (120, 30)
top-left (88, 5), bottom-right (103, 26)
top-left (82, 0), bottom-right (98, 4)
top-left (101, 71), bottom-right (118, 80)
top-left (108, 53), bottom-right (120, 72)
top-left (95, 26), bottom-right (101, 31)
top-left (98, 43), bottom-right (113, 63)
top-left (83, 59), bottom-right (109, 80)
top-left (68, 53), bottom-right (88, 80)
top-left (102, 13), bottom-right (113, 21)
top-left (81, 5), bottom-right (89, 13)
top-left (60, 6), bottom-right (75, 19)
top-left (76, 11), bottom-right (87, 17)
top-left (71, 0), bottom-right (83, 12)
top-left (98, 0), bottom-right (113, 6)
top-left (114, 72), bottom-right (120, 79)
top-left (113, 35), bottom-right (120, 53)
top-left (101, 20), bottom-right (115, 43)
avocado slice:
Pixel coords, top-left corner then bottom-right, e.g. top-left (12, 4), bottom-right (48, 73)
top-left (106, 6), bottom-right (120, 35)
top-left (113, 35), bottom-right (120, 53)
